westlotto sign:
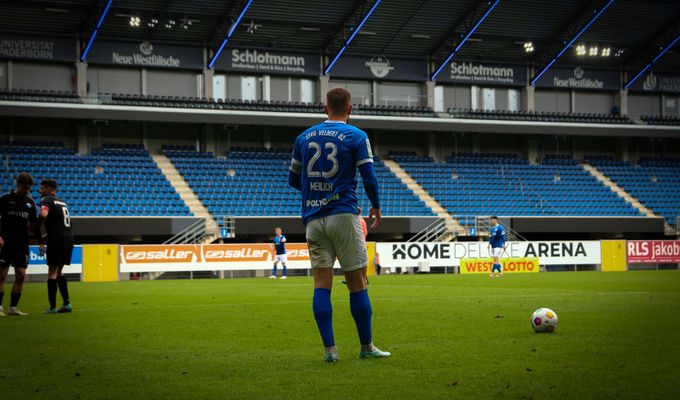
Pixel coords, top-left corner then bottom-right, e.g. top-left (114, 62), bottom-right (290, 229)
top-left (460, 258), bottom-right (539, 274)
top-left (627, 240), bottom-right (680, 264)
top-left (376, 241), bottom-right (600, 267)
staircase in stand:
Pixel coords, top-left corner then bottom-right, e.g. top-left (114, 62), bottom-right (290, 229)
top-left (582, 162), bottom-right (675, 235)
top-left (382, 159), bottom-right (466, 241)
top-left (152, 154), bottom-right (219, 244)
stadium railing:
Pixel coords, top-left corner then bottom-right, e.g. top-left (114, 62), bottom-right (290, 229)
top-left (640, 115), bottom-right (680, 126)
top-left (447, 108), bottom-right (632, 124)
top-left (407, 218), bottom-right (450, 242)
top-left (163, 218), bottom-right (215, 245)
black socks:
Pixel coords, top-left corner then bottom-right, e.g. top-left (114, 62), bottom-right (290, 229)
top-left (10, 292), bottom-right (21, 308)
top-left (48, 279), bottom-right (58, 309)
top-left (57, 275), bottom-right (70, 305)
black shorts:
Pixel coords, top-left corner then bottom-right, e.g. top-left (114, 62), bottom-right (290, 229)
top-left (46, 242), bottom-right (74, 266)
top-left (0, 241), bottom-right (29, 269)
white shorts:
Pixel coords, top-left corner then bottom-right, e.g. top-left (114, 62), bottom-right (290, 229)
top-left (491, 247), bottom-right (504, 258)
top-left (306, 213), bottom-right (368, 272)
top-left (274, 254), bottom-right (288, 263)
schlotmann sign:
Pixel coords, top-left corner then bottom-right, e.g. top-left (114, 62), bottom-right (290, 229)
top-left (212, 48), bottom-right (320, 76)
top-left (436, 61), bottom-right (527, 86)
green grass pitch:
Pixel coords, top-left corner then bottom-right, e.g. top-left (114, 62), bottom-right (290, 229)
top-left (2, 271), bottom-right (679, 399)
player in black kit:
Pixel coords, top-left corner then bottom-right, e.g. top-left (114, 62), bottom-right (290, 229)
top-left (38, 179), bottom-right (74, 314)
top-left (0, 173), bottom-right (43, 316)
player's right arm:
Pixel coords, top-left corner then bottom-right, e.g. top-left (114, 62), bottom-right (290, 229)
top-left (288, 136), bottom-right (302, 191)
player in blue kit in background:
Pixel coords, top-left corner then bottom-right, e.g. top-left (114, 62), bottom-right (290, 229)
top-left (488, 216), bottom-right (508, 277)
top-left (270, 227), bottom-right (287, 280)
top-left (288, 87), bottom-right (390, 362)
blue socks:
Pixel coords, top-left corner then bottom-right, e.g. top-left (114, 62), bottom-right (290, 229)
top-left (313, 288), bottom-right (335, 347)
top-left (272, 264), bottom-right (288, 277)
top-left (350, 289), bottom-right (373, 346)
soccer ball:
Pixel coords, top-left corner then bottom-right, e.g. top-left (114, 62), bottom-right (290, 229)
top-left (531, 308), bottom-right (558, 333)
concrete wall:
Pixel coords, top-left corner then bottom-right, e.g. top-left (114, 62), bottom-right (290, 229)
top-left (87, 66), bottom-right (141, 95)
top-left (574, 92), bottom-right (615, 114)
top-left (0, 60), bottom-right (7, 89)
top-left (628, 93), bottom-right (661, 119)
top-left (535, 89), bottom-right (570, 113)
top-left (442, 86), bottom-right (471, 110)
top-left (376, 82), bottom-right (423, 107)
top-left (664, 95), bottom-right (680, 117)
top-left (146, 70), bottom-right (198, 97)
top-left (329, 79), bottom-right (372, 105)
top-left (13, 61), bottom-right (74, 92)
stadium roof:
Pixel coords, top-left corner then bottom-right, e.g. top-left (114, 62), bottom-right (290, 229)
top-left (2, 0), bottom-right (679, 72)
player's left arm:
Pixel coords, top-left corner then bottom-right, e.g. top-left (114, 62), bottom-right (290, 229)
top-left (288, 137), bottom-right (302, 191)
top-left (356, 134), bottom-right (381, 228)
top-left (38, 197), bottom-right (51, 223)
top-left (280, 235), bottom-right (286, 243)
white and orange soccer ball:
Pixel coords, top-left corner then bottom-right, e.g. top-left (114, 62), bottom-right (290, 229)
top-left (531, 308), bottom-right (558, 333)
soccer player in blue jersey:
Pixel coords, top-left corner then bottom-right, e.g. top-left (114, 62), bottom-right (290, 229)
top-left (288, 87), bottom-right (390, 362)
top-left (488, 216), bottom-right (507, 277)
top-left (270, 227), bottom-right (287, 280)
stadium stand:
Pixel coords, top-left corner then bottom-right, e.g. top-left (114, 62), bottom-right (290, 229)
top-left (95, 94), bottom-right (434, 117)
top-left (640, 115), bottom-right (680, 126)
top-left (393, 152), bottom-right (642, 226)
top-left (586, 155), bottom-right (680, 225)
top-left (0, 142), bottom-right (191, 216)
top-left (447, 108), bottom-right (632, 124)
top-left (163, 146), bottom-right (434, 225)
top-left (0, 88), bottom-right (81, 103)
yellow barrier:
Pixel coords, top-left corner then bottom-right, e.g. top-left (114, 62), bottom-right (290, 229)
top-left (82, 244), bottom-right (119, 282)
top-left (460, 257), bottom-right (540, 274)
top-left (601, 240), bottom-right (627, 272)
top-left (366, 242), bottom-right (376, 276)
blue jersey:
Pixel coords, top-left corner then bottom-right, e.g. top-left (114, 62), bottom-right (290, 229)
top-left (489, 224), bottom-right (507, 248)
top-left (273, 235), bottom-right (286, 255)
top-left (290, 121), bottom-right (374, 225)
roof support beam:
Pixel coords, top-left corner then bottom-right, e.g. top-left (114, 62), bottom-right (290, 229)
top-left (430, 0), bottom-right (500, 80)
top-left (208, 0), bottom-right (254, 69)
top-left (80, 0), bottom-right (113, 61)
top-left (622, 14), bottom-right (680, 69)
top-left (323, 0), bottom-right (381, 75)
top-left (530, 0), bottom-right (614, 86)
top-left (625, 34), bottom-right (680, 89)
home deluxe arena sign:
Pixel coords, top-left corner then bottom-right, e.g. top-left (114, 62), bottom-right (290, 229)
top-left (376, 241), bottom-right (601, 267)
